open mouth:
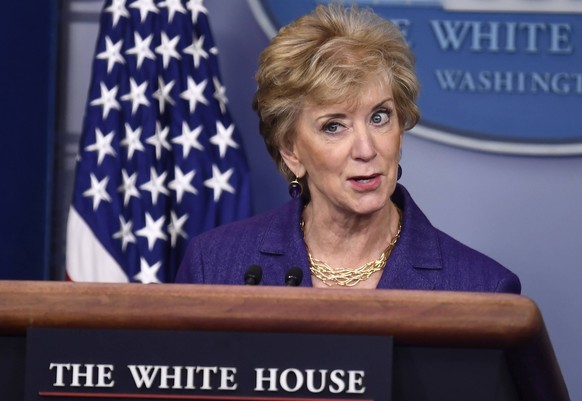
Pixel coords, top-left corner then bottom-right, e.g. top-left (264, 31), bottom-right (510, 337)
top-left (351, 174), bottom-right (379, 183)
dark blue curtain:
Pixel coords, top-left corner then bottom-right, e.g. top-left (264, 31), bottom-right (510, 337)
top-left (0, 0), bottom-right (59, 279)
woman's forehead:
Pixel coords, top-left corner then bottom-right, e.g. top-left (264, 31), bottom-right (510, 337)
top-left (305, 78), bottom-right (394, 111)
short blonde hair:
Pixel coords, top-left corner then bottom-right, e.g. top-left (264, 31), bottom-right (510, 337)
top-left (253, 4), bottom-right (420, 182)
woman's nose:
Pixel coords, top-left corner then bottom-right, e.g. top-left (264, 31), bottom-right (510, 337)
top-left (352, 125), bottom-right (377, 161)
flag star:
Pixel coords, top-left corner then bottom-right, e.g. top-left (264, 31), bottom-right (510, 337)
top-left (140, 167), bottom-right (170, 205)
top-left (112, 215), bottom-right (136, 251)
top-left (209, 121), bottom-right (238, 158)
top-left (117, 169), bottom-right (140, 206)
top-left (212, 77), bottom-right (228, 114)
top-left (169, 166), bottom-right (197, 203)
top-left (129, 0), bottom-right (159, 23)
top-left (172, 122), bottom-right (204, 158)
top-left (120, 78), bottom-right (150, 115)
top-left (180, 77), bottom-right (208, 113)
top-left (204, 165), bottom-right (235, 202)
top-left (183, 35), bottom-right (208, 68)
top-left (126, 32), bottom-right (155, 69)
top-left (159, 0), bottom-right (186, 23)
top-left (105, 0), bottom-right (129, 27)
top-left (85, 128), bottom-right (117, 165)
top-left (83, 174), bottom-right (112, 211)
top-left (186, 0), bottom-right (207, 23)
top-left (96, 37), bottom-right (125, 73)
top-left (167, 211), bottom-right (189, 247)
top-left (134, 257), bottom-right (162, 284)
top-left (120, 123), bottom-right (145, 159)
top-left (90, 82), bottom-right (120, 119)
top-left (155, 32), bottom-right (181, 69)
top-left (135, 213), bottom-right (167, 251)
top-left (152, 76), bottom-right (175, 113)
top-left (146, 122), bottom-right (172, 159)
top-left (209, 46), bottom-right (219, 56)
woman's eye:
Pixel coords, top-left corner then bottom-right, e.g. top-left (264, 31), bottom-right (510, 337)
top-left (323, 122), bottom-right (342, 133)
top-left (371, 110), bottom-right (390, 125)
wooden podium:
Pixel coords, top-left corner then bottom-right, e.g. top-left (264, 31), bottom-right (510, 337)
top-left (0, 280), bottom-right (569, 400)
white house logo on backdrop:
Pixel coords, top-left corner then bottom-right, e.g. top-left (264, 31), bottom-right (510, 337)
top-left (248, 0), bottom-right (582, 156)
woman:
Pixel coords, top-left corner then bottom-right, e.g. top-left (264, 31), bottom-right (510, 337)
top-left (175, 4), bottom-right (520, 293)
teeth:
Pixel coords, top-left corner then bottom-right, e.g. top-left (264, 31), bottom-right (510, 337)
top-left (356, 178), bottom-right (372, 183)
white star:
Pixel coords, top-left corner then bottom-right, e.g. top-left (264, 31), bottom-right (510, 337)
top-left (152, 76), bottom-right (175, 113)
top-left (105, 0), bottom-right (129, 27)
top-left (186, 0), bottom-right (207, 23)
top-left (126, 32), bottom-right (155, 69)
top-left (120, 123), bottom-right (145, 159)
top-left (209, 121), bottom-right (238, 158)
top-left (134, 257), bottom-right (162, 284)
top-left (183, 35), bottom-right (208, 68)
top-left (167, 211), bottom-right (189, 247)
top-left (96, 37), bottom-right (125, 73)
top-left (146, 122), bottom-right (172, 159)
top-left (90, 83), bottom-right (120, 119)
top-left (83, 174), bottom-right (112, 211)
top-left (129, 0), bottom-right (159, 23)
top-left (172, 122), bottom-right (204, 158)
top-left (168, 166), bottom-right (197, 203)
top-left (204, 165), bottom-right (235, 202)
top-left (112, 215), bottom-right (136, 251)
top-left (159, 0), bottom-right (186, 23)
top-left (120, 78), bottom-right (150, 115)
top-left (85, 128), bottom-right (117, 165)
top-left (117, 169), bottom-right (140, 206)
top-left (140, 167), bottom-right (170, 205)
top-left (180, 77), bottom-right (208, 113)
top-left (155, 32), bottom-right (181, 69)
top-left (135, 213), bottom-right (167, 251)
top-left (213, 77), bottom-right (228, 114)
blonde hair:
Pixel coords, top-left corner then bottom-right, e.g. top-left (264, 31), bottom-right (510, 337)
top-left (253, 3), bottom-right (420, 182)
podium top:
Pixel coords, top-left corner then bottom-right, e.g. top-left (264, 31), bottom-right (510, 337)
top-left (0, 280), bottom-right (537, 345)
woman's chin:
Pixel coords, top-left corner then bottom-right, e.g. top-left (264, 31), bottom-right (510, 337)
top-left (348, 197), bottom-right (391, 217)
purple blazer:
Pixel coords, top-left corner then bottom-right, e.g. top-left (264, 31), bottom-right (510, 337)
top-left (176, 184), bottom-right (521, 293)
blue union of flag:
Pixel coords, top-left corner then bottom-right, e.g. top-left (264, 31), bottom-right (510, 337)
top-left (67, 0), bottom-right (251, 283)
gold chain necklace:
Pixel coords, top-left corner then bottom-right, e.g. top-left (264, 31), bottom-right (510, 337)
top-left (302, 208), bottom-right (402, 287)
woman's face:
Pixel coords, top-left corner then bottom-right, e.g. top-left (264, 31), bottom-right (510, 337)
top-left (281, 79), bottom-right (403, 218)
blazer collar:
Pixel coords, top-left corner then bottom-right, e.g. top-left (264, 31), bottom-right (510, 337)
top-left (256, 185), bottom-right (443, 290)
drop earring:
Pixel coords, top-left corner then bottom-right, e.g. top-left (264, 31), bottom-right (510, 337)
top-left (288, 176), bottom-right (303, 199)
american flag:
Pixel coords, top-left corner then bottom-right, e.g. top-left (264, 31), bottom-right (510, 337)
top-left (66, 0), bottom-right (251, 283)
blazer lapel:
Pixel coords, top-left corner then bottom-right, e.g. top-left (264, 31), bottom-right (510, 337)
top-left (257, 198), bottom-right (304, 255)
top-left (256, 198), bottom-right (313, 286)
top-left (378, 185), bottom-right (443, 290)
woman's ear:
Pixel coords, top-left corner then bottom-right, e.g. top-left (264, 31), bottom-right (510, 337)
top-left (280, 145), bottom-right (306, 178)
